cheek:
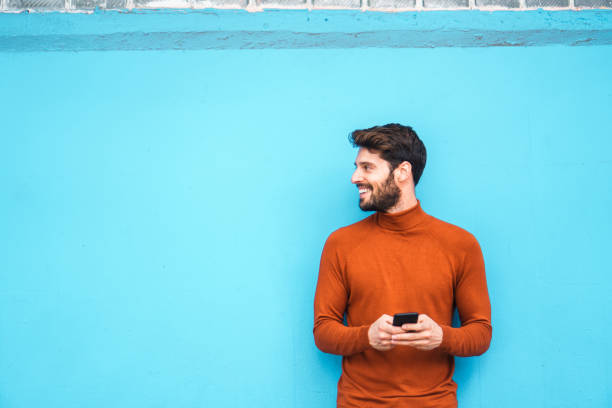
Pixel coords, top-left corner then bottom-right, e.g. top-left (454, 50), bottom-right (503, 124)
top-left (369, 180), bottom-right (382, 191)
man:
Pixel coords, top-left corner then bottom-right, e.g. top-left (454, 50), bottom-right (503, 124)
top-left (313, 123), bottom-right (492, 408)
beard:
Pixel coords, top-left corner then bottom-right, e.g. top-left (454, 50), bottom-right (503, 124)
top-left (358, 173), bottom-right (401, 212)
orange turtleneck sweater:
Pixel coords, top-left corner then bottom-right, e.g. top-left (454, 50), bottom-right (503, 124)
top-left (313, 202), bottom-right (492, 408)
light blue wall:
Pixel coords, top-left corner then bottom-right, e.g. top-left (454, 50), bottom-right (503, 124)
top-left (1, 12), bottom-right (611, 408)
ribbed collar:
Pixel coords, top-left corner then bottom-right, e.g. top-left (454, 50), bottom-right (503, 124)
top-left (374, 200), bottom-right (427, 232)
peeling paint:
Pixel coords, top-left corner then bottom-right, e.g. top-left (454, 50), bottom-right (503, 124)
top-left (572, 36), bottom-right (594, 44)
top-left (1, 28), bottom-right (612, 50)
top-left (1, 10), bottom-right (612, 51)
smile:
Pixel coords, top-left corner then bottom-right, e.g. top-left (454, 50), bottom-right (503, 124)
top-left (358, 187), bottom-right (371, 198)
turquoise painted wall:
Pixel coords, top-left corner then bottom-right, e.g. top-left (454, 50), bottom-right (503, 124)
top-left (1, 12), bottom-right (611, 408)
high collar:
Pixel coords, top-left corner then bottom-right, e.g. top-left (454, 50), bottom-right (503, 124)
top-left (374, 200), bottom-right (427, 232)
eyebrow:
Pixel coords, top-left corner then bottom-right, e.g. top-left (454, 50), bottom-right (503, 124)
top-left (354, 161), bottom-right (376, 167)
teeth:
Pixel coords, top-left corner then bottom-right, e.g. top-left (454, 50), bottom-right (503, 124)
top-left (359, 188), bottom-right (369, 193)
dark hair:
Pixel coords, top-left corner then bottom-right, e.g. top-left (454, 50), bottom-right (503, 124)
top-left (349, 123), bottom-right (427, 186)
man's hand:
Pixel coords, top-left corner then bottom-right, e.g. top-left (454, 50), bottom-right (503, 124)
top-left (368, 314), bottom-right (404, 351)
top-left (390, 314), bottom-right (443, 351)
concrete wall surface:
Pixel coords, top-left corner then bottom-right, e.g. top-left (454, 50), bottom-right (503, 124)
top-left (2, 10), bottom-right (612, 50)
top-left (1, 10), bottom-right (611, 408)
top-left (0, 0), bottom-right (611, 12)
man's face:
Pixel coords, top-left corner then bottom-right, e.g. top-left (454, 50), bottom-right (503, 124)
top-left (351, 148), bottom-right (401, 212)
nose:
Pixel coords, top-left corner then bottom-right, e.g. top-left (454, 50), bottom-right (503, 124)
top-left (351, 168), bottom-right (363, 184)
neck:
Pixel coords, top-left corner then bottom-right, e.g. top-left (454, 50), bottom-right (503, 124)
top-left (385, 190), bottom-right (418, 214)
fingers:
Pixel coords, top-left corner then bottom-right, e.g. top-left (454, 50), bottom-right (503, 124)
top-left (393, 313), bottom-right (434, 342)
top-left (383, 315), bottom-right (404, 333)
top-left (375, 314), bottom-right (402, 335)
top-left (418, 314), bottom-right (436, 328)
top-left (372, 326), bottom-right (394, 351)
top-left (372, 314), bottom-right (434, 353)
top-left (401, 314), bottom-right (432, 332)
top-left (378, 331), bottom-right (392, 341)
top-left (382, 322), bottom-right (405, 335)
top-left (390, 314), bottom-right (443, 351)
top-left (379, 314), bottom-right (434, 336)
top-left (401, 322), bottom-right (424, 332)
top-left (370, 314), bottom-right (401, 351)
top-left (391, 330), bottom-right (432, 342)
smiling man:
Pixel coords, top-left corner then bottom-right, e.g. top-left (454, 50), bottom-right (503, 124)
top-left (313, 123), bottom-right (492, 408)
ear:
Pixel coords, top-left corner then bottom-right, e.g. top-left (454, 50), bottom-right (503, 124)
top-left (394, 161), bottom-right (413, 185)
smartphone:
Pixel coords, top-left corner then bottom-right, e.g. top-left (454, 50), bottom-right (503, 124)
top-left (392, 313), bottom-right (419, 326)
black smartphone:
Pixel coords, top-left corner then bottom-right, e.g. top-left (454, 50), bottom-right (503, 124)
top-left (392, 313), bottom-right (419, 326)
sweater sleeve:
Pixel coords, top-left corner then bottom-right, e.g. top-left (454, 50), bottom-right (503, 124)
top-left (438, 238), bottom-right (492, 357)
top-left (313, 235), bottom-right (371, 356)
